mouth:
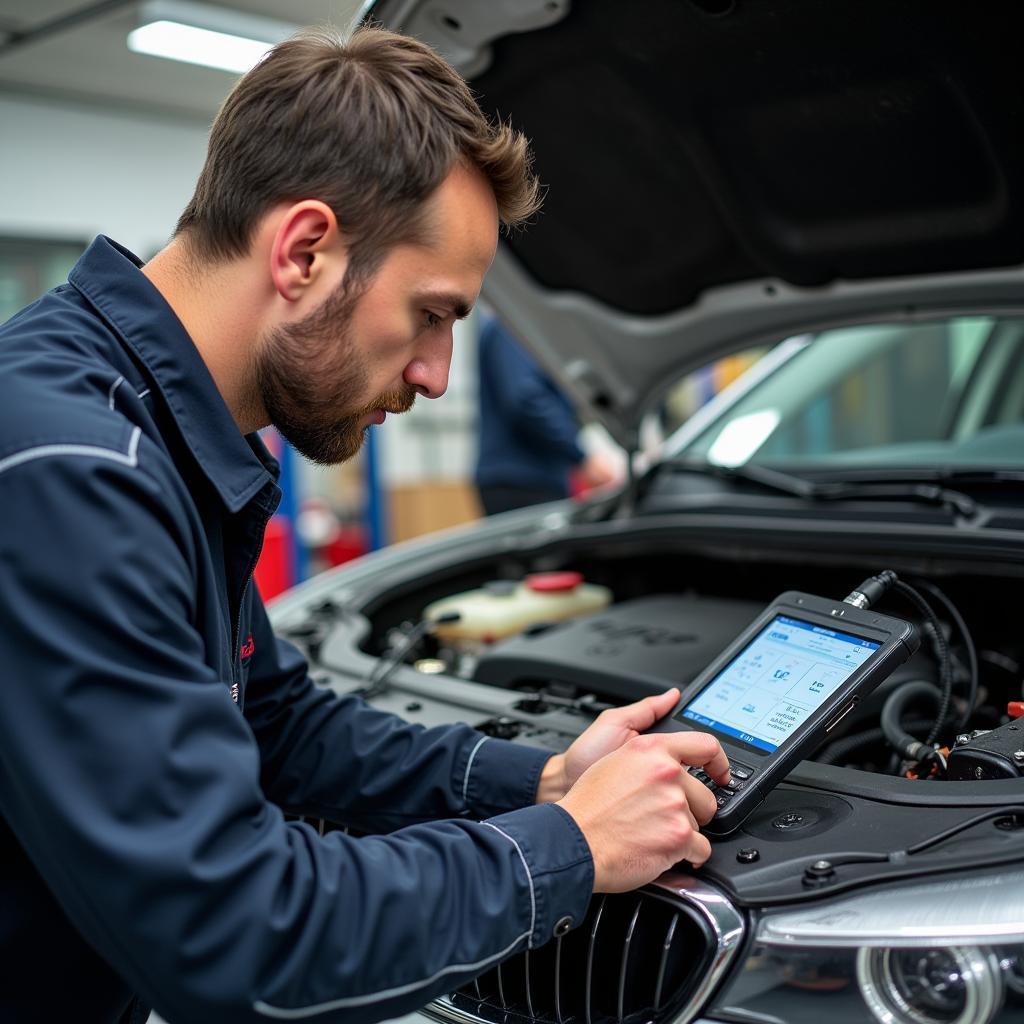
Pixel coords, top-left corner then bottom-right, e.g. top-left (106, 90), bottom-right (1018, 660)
top-left (359, 392), bottom-right (416, 429)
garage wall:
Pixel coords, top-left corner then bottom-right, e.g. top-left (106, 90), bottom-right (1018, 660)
top-left (0, 93), bottom-right (209, 257)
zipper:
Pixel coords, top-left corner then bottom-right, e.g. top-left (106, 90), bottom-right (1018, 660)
top-left (230, 502), bottom-right (275, 687)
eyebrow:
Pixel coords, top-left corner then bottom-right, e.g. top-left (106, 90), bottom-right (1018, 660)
top-left (418, 292), bottom-right (473, 320)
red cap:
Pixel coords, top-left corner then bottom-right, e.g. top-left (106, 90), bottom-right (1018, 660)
top-left (525, 571), bottom-right (584, 593)
top-left (1008, 702), bottom-right (1024, 719)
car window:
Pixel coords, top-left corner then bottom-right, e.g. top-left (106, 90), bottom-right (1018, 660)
top-left (675, 315), bottom-right (1024, 468)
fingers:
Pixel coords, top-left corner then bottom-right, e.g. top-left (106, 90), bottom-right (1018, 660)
top-left (610, 687), bottom-right (680, 733)
top-left (680, 770), bottom-right (718, 825)
top-left (672, 788), bottom-right (713, 869)
top-left (684, 828), bottom-right (713, 869)
top-left (663, 731), bottom-right (731, 785)
top-left (680, 798), bottom-right (701, 838)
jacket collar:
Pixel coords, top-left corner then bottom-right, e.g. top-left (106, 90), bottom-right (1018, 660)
top-left (69, 236), bottom-right (277, 513)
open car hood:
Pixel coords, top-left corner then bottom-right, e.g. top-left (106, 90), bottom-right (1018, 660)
top-left (368, 0), bottom-right (1024, 449)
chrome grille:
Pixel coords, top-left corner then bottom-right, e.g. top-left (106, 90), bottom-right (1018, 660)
top-left (437, 877), bottom-right (743, 1024)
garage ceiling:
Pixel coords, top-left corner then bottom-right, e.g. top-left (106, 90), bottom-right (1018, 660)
top-left (0, 0), bottom-right (367, 121)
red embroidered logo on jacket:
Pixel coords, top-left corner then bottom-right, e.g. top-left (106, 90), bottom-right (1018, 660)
top-left (240, 635), bottom-right (255, 660)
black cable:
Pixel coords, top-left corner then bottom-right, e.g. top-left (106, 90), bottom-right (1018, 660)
top-left (842, 571), bottom-right (957, 759)
top-left (801, 805), bottom-right (1024, 875)
top-left (913, 578), bottom-right (978, 729)
top-left (892, 580), bottom-right (952, 747)
top-left (842, 570), bottom-right (898, 609)
top-left (903, 805), bottom-right (1024, 856)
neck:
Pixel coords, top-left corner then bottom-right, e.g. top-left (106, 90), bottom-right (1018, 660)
top-left (142, 237), bottom-right (268, 434)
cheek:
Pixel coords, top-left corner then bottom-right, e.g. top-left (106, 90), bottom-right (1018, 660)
top-left (358, 328), bottom-right (419, 385)
top-left (351, 283), bottom-right (420, 354)
top-left (345, 283), bottom-right (426, 389)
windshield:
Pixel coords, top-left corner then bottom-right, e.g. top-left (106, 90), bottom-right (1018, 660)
top-left (674, 315), bottom-right (1024, 470)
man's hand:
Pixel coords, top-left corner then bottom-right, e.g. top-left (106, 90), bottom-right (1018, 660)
top-left (536, 688), bottom-right (726, 802)
top-left (557, 731), bottom-right (730, 891)
top-left (577, 451), bottom-right (621, 492)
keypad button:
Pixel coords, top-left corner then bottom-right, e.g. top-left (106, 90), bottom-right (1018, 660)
top-left (716, 792), bottom-right (732, 807)
top-left (731, 766), bottom-right (752, 780)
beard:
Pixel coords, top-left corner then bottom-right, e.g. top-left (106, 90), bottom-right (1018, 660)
top-left (253, 279), bottom-right (417, 465)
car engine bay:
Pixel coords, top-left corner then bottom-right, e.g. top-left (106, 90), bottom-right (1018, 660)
top-left (271, 513), bottom-right (1024, 896)
top-left (267, 508), bottom-right (1024, 1023)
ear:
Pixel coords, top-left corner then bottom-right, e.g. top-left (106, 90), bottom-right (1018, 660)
top-left (269, 200), bottom-right (346, 302)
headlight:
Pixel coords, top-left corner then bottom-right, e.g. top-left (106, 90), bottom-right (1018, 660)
top-left (856, 945), bottom-right (1004, 1024)
top-left (710, 869), bottom-right (1024, 1024)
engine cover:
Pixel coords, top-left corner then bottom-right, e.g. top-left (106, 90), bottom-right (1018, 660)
top-left (472, 593), bottom-right (763, 702)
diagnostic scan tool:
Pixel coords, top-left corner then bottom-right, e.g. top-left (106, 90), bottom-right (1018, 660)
top-left (649, 590), bottom-right (919, 835)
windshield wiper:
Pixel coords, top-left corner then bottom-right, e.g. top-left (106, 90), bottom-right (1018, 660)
top-left (660, 458), bottom-right (982, 519)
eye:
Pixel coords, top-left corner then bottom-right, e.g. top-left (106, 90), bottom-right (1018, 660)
top-left (424, 311), bottom-right (443, 330)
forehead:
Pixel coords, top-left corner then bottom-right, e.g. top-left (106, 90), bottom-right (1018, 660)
top-left (384, 163), bottom-right (499, 287)
top-left (424, 162), bottom-right (500, 268)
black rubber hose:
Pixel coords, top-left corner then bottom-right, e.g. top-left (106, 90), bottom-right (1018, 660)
top-left (880, 680), bottom-right (943, 762)
top-left (819, 716), bottom-right (934, 765)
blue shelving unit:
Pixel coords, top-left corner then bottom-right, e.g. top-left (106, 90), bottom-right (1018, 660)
top-left (364, 426), bottom-right (388, 552)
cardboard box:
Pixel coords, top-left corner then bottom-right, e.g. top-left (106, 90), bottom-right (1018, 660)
top-left (389, 480), bottom-right (482, 542)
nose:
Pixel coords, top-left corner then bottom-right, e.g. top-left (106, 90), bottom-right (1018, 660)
top-left (403, 327), bottom-right (453, 399)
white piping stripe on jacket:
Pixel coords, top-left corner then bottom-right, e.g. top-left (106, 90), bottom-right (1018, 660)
top-left (480, 821), bottom-right (536, 948)
top-left (0, 427), bottom-right (141, 479)
top-left (462, 736), bottom-right (489, 805)
top-left (107, 375), bottom-right (124, 411)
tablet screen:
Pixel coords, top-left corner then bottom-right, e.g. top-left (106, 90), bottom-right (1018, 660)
top-left (678, 615), bottom-right (880, 753)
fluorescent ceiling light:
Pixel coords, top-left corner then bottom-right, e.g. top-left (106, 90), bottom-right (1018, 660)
top-left (129, 21), bottom-right (274, 74)
top-left (128, 1), bottom-right (299, 75)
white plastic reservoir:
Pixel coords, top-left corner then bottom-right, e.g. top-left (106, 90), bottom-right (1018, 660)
top-left (423, 572), bottom-right (612, 644)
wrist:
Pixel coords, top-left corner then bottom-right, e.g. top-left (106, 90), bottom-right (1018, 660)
top-left (535, 753), bottom-right (569, 804)
top-left (555, 793), bottom-right (603, 891)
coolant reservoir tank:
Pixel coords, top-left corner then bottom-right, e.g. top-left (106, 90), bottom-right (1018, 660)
top-left (424, 572), bottom-right (612, 644)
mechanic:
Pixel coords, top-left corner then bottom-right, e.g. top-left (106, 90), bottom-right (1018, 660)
top-left (0, 27), bottom-right (729, 1024)
top-left (475, 315), bottom-right (618, 514)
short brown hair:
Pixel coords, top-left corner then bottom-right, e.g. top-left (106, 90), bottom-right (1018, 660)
top-left (176, 26), bottom-right (540, 278)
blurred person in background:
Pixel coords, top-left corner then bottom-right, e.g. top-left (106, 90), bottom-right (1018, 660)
top-left (475, 316), bottom-right (619, 514)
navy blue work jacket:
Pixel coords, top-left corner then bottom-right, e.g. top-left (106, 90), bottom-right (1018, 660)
top-left (0, 238), bottom-right (593, 1024)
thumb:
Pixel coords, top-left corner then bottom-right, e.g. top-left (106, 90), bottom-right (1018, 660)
top-left (619, 687), bottom-right (680, 731)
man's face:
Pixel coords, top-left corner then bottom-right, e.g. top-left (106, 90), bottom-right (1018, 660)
top-left (254, 164), bottom-right (499, 465)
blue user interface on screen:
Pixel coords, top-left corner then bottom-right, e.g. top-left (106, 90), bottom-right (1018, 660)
top-left (679, 615), bottom-right (880, 753)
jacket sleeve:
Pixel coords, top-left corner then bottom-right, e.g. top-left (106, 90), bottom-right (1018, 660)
top-left (0, 444), bottom-right (594, 1024)
top-left (242, 597), bottom-right (555, 832)
top-left (481, 320), bottom-right (585, 463)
